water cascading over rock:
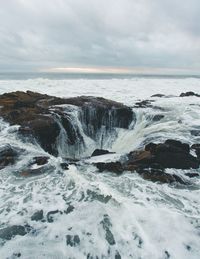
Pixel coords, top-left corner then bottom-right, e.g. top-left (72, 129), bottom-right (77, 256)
top-left (0, 91), bottom-right (134, 158)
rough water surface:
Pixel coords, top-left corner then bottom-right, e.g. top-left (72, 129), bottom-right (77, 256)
top-left (0, 76), bottom-right (200, 259)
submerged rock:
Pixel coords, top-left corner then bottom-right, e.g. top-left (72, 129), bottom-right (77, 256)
top-left (0, 144), bottom-right (22, 170)
top-left (31, 156), bottom-right (49, 166)
top-left (137, 168), bottom-right (186, 184)
top-left (31, 210), bottom-right (44, 222)
top-left (66, 235), bottom-right (80, 247)
top-left (0, 225), bottom-right (31, 240)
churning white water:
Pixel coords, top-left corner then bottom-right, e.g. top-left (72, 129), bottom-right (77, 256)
top-left (0, 76), bottom-right (200, 259)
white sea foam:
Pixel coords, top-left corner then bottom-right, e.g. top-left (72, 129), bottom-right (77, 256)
top-left (0, 76), bottom-right (200, 258)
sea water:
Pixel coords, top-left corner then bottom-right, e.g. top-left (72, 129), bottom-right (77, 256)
top-left (0, 73), bottom-right (200, 259)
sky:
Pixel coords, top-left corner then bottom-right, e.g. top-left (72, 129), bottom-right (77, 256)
top-left (0, 0), bottom-right (200, 74)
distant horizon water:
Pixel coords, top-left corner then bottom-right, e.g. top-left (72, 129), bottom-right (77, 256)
top-left (0, 71), bottom-right (200, 80)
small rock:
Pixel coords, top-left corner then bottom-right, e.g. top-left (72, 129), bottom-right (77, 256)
top-left (31, 210), bottom-right (44, 221)
top-left (91, 149), bottom-right (112, 157)
top-left (32, 156), bottom-right (49, 166)
top-left (66, 235), bottom-right (80, 247)
top-left (60, 162), bottom-right (69, 170)
top-left (95, 162), bottom-right (123, 174)
top-left (47, 210), bottom-right (60, 223)
top-left (152, 114), bottom-right (164, 122)
top-left (64, 205), bottom-right (74, 214)
top-left (151, 94), bottom-right (165, 98)
top-left (180, 91), bottom-right (200, 97)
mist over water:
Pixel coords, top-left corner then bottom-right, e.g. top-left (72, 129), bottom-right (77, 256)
top-left (0, 74), bottom-right (200, 259)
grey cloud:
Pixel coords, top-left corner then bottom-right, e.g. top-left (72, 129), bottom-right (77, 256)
top-left (0, 0), bottom-right (200, 72)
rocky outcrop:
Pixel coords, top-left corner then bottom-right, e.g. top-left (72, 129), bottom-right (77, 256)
top-left (0, 91), bottom-right (133, 156)
top-left (94, 139), bottom-right (200, 184)
top-left (180, 91), bottom-right (200, 97)
top-left (129, 139), bottom-right (198, 170)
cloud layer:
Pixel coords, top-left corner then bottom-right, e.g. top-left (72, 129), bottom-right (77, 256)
top-left (0, 0), bottom-right (200, 72)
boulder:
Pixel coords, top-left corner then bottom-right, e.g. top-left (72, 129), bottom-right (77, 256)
top-left (91, 149), bottom-right (113, 157)
top-left (138, 140), bottom-right (198, 169)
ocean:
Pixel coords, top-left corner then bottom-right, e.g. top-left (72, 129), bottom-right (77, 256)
top-left (0, 73), bottom-right (200, 259)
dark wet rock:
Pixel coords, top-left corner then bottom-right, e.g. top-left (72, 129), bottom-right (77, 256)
top-left (47, 210), bottom-right (60, 223)
top-left (0, 144), bottom-right (22, 169)
top-left (145, 143), bottom-right (157, 152)
top-left (66, 234), bottom-right (80, 247)
top-left (152, 114), bottom-right (164, 122)
top-left (115, 251), bottom-right (121, 259)
top-left (31, 210), bottom-right (44, 221)
top-left (91, 149), bottom-right (112, 157)
top-left (27, 118), bottom-right (60, 155)
top-left (0, 91), bottom-right (133, 156)
top-left (185, 173), bottom-right (199, 178)
top-left (137, 168), bottom-right (186, 184)
top-left (125, 139), bottom-right (199, 183)
top-left (64, 205), bottom-right (74, 214)
top-left (60, 162), bottom-right (69, 170)
top-left (132, 140), bottom-right (198, 169)
top-left (101, 215), bottom-right (115, 246)
top-left (32, 156), bottom-right (49, 166)
top-left (0, 225), bottom-right (31, 240)
top-left (180, 91), bottom-right (200, 97)
top-left (191, 130), bottom-right (200, 136)
top-left (151, 94), bottom-right (166, 98)
top-left (134, 100), bottom-right (153, 108)
top-left (95, 162), bottom-right (123, 174)
top-left (164, 251), bottom-right (170, 258)
top-left (164, 139), bottom-right (190, 153)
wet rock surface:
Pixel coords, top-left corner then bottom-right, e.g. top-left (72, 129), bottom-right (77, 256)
top-left (31, 210), bottom-right (44, 222)
top-left (0, 91), bottom-right (133, 156)
top-left (95, 162), bottom-right (123, 174)
top-left (0, 144), bottom-right (23, 170)
top-left (66, 234), bottom-right (80, 247)
top-left (180, 91), bottom-right (200, 97)
top-left (91, 149), bottom-right (114, 157)
top-left (94, 139), bottom-right (200, 184)
top-left (0, 225), bottom-right (31, 240)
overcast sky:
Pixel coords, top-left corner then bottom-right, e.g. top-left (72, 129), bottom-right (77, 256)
top-left (0, 0), bottom-right (200, 73)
